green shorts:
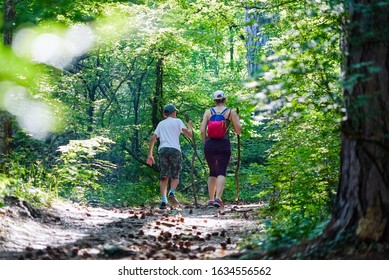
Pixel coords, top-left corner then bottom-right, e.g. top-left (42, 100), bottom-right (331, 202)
top-left (158, 147), bottom-right (182, 179)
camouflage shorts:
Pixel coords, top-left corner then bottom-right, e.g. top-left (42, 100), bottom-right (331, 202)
top-left (158, 147), bottom-right (182, 179)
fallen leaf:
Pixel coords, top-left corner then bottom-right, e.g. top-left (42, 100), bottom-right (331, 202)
top-left (202, 246), bottom-right (216, 252)
top-left (161, 222), bottom-right (175, 227)
top-left (173, 234), bottom-right (180, 240)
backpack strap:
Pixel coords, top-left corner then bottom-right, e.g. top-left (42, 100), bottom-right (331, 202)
top-left (211, 107), bottom-right (229, 115)
top-left (220, 107), bottom-right (229, 115)
top-left (227, 108), bottom-right (232, 119)
top-left (210, 107), bottom-right (231, 121)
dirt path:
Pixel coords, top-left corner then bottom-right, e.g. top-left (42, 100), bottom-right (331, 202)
top-left (0, 197), bottom-right (264, 260)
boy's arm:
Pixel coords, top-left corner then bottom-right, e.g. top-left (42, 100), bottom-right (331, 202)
top-left (182, 120), bottom-right (193, 138)
top-left (146, 134), bottom-right (157, 166)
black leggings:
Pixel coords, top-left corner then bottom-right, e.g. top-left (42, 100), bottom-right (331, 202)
top-left (204, 138), bottom-right (231, 177)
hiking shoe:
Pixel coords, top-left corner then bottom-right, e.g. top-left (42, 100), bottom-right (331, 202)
top-left (159, 201), bottom-right (167, 209)
top-left (207, 200), bottom-right (215, 208)
top-left (213, 198), bottom-right (224, 208)
top-left (168, 192), bottom-right (179, 206)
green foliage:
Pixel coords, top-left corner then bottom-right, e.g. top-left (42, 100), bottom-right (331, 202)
top-left (0, 45), bottom-right (40, 87)
top-left (53, 136), bottom-right (116, 202)
top-left (243, 211), bottom-right (331, 251)
top-left (88, 181), bottom-right (159, 207)
top-left (0, 174), bottom-right (12, 200)
top-left (1, 133), bottom-right (117, 206)
top-left (266, 109), bottom-right (340, 213)
top-left (45, 0), bottom-right (256, 207)
top-left (239, 0), bottom-right (342, 249)
top-left (1, 131), bottom-right (56, 206)
top-left (6, 161), bottom-right (52, 205)
top-left (223, 162), bottom-right (272, 202)
top-left (1, 0), bottom-right (346, 253)
top-left (14, 0), bottom-right (107, 26)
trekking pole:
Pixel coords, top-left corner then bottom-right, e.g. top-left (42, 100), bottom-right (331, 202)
top-left (235, 107), bottom-right (241, 201)
top-left (185, 113), bottom-right (199, 208)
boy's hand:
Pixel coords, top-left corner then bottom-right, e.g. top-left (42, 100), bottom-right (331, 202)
top-left (146, 155), bottom-right (154, 166)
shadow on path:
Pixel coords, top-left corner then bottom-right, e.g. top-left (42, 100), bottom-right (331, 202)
top-left (0, 197), bottom-right (263, 260)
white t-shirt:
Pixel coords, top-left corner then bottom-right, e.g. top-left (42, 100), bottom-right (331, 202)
top-left (154, 117), bottom-right (187, 151)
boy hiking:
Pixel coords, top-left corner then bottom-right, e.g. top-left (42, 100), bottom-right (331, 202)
top-left (147, 104), bottom-right (192, 209)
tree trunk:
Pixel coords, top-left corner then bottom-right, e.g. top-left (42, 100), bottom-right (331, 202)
top-left (0, 0), bottom-right (16, 158)
top-left (0, 112), bottom-right (12, 158)
top-left (228, 26), bottom-right (235, 71)
top-left (3, 0), bottom-right (15, 45)
top-left (87, 85), bottom-right (97, 132)
top-left (151, 57), bottom-right (164, 130)
top-left (325, 1), bottom-right (389, 242)
top-left (130, 72), bottom-right (145, 152)
top-left (244, 8), bottom-right (269, 78)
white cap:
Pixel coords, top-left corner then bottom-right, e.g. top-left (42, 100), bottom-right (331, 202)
top-left (213, 90), bottom-right (226, 100)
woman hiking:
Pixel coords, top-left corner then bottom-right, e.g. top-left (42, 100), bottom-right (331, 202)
top-left (200, 90), bottom-right (242, 208)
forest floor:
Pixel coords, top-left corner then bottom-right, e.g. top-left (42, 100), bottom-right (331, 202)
top-left (0, 196), bottom-right (264, 260)
top-left (2, 196), bottom-right (389, 260)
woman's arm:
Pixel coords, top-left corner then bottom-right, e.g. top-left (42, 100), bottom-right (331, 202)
top-left (200, 110), bottom-right (210, 144)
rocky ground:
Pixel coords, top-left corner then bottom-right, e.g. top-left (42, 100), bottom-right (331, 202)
top-left (0, 196), bottom-right (264, 260)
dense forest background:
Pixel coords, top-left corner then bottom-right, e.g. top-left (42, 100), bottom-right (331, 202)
top-left (1, 0), bottom-right (378, 254)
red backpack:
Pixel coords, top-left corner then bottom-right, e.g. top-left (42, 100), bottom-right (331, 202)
top-left (207, 107), bottom-right (230, 139)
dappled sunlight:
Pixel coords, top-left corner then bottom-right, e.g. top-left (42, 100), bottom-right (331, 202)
top-left (0, 83), bottom-right (56, 139)
top-left (137, 205), bottom-right (260, 259)
top-left (245, 81), bottom-right (260, 88)
top-left (0, 199), bottom-right (129, 255)
top-left (0, 0), bottom-right (385, 265)
top-left (32, 33), bottom-right (71, 68)
top-left (65, 24), bottom-right (95, 56)
top-left (0, 200), bottom-right (263, 260)
top-left (17, 101), bottom-right (54, 140)
top-left (1, 84), bottom-right (30, 116)
top-left (2, 23), bottom-right (96, 139)
top-left (13, 24), bottom-right (94, 69)
top-left (2, 6), bottom-right (174, 141)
